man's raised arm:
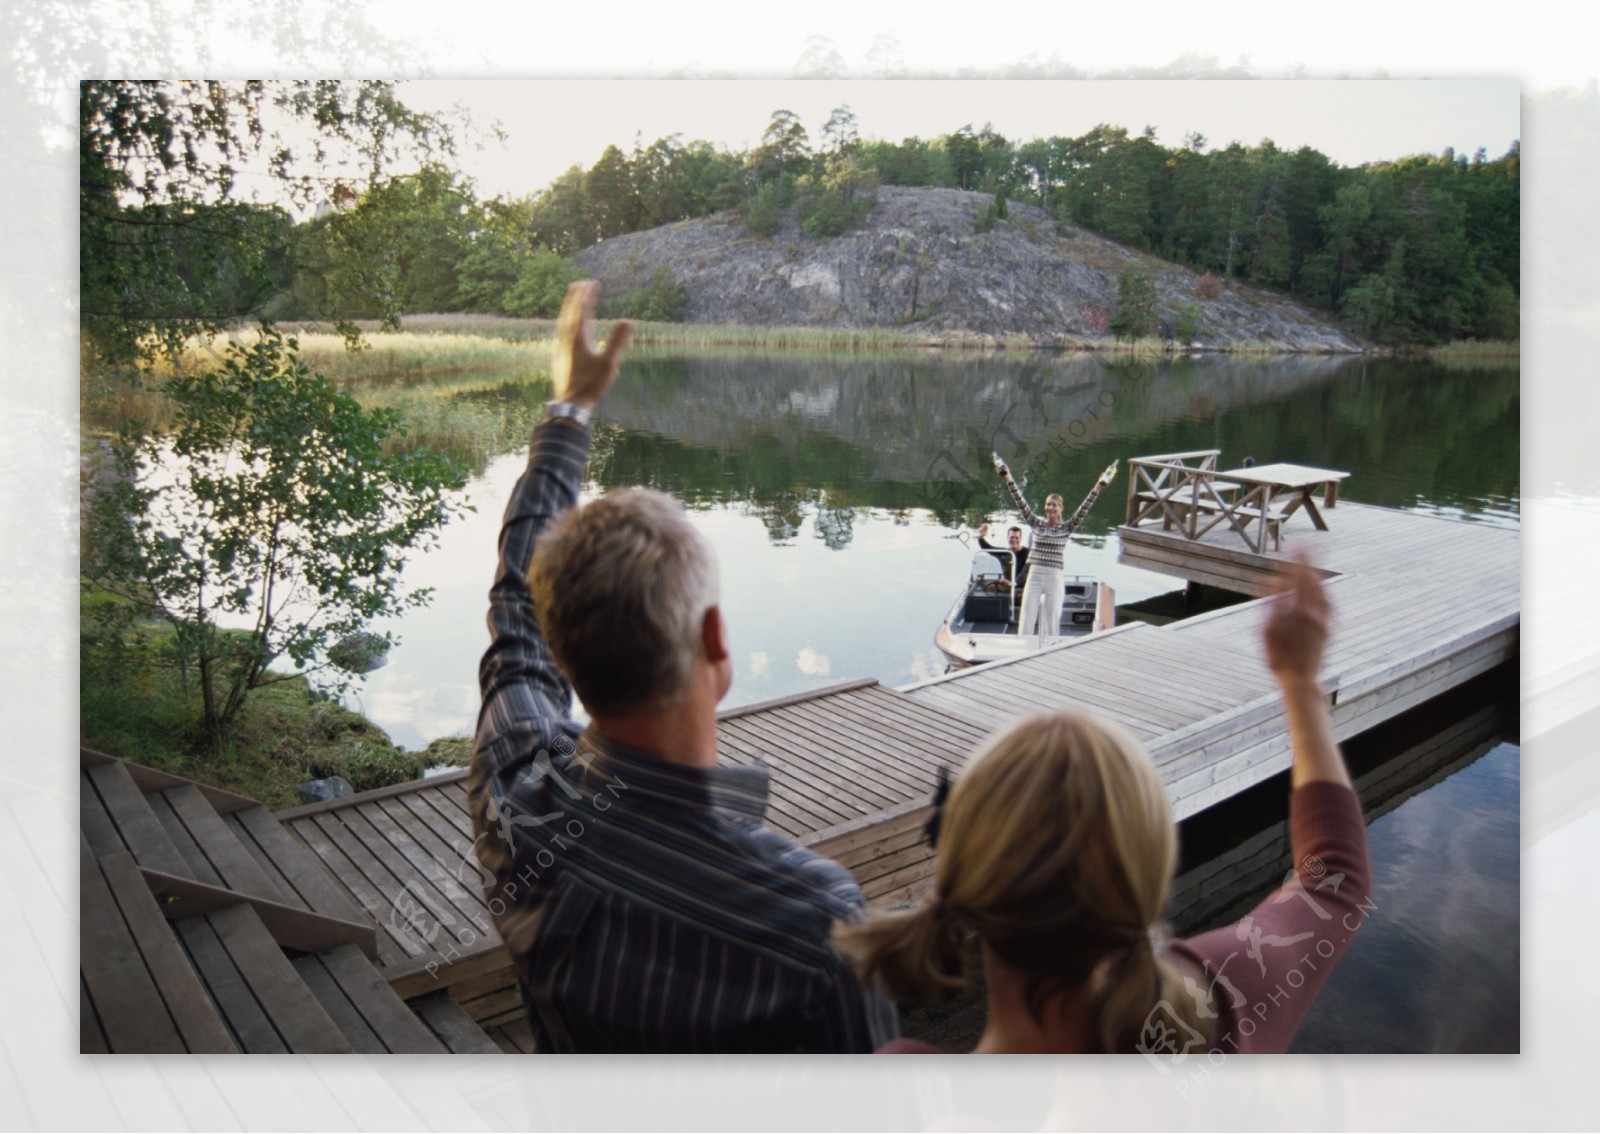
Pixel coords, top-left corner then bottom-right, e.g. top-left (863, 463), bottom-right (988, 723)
top-left (475, 283), bottom-right (631, 775)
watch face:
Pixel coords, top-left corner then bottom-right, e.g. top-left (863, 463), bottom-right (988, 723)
top-left (546, 402), bottom-right (590, 423)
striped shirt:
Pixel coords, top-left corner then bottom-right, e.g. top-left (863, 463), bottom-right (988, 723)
top-left (1004, 473), bottom-right (1107, 572)
top-left (470, 419), bottom-right (898, 1053)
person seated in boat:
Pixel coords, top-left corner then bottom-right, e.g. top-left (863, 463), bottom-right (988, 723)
top-left (838, 557), bottom-right (1371, 1054)
top-left (976, 523), bottom-right (1030, 585)
top-left (993, 458), bottom-right (1116, 637)
top-left (469, 281), bottom-right (897, 1053)
top-left (977, 523), bottom-right (1030, 621)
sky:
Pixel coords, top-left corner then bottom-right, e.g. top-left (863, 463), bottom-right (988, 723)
top-left (397, 78), bottom-right (1522, 202)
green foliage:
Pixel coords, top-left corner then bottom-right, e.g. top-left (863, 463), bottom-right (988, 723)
top-left (1474, 281), bottom-right (1520, 342)
top-left (79, 80), bottom-right (458, 365)
top-left (1110, 264), bottom-right (1160, 341)
top-left (453, 198), bottom-right (536, 312)
top-left (80, 604), bottom-right (427, 806)
top-left (583, 143), bottom-right (643, 241)
top-left (973, 202), bottom-right (999, 234)
top-left (1340, 272), bottom-right (1398, 338)
top-left (741, 179), bottom-right (790, 236)
top-left (1171, 301), bottom-right (1202, 343)
top-left (301, 163), bottom-right (483, 325)
top-left (83, 330), bottom-right (466, 747)
top-left (753, 109), bottom-right (812, 183)
top-left (502, 248), bottom-right (578, 317)
top-left (613, 267), bottom-right (688, 322)
top-left (794, 157), bottom-right (878, 238)
top-left (234, 102), bottom-right (1520, 348)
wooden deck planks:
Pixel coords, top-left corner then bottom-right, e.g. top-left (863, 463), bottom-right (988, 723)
top-left (315, 943), bottom-right (447, 1054)
top-left (768, 702), bottom-right (939, 801)
top-left (96, 853), bottom-right (238, 1053)
top-left (171, 911), bottom-right (279, 1053)
top-left (231, 805), bottom-right (368, 923)
top-left (739, 713), bottom-right (910, 811)
top-left (85, 761), bottom-right (191, 878)
top-left (293, 952), bottom-right (387, 1054)
top-left (717, 723), bottom-right (867, 827)
top-left (287, 813), bottom-right (427, 968)
top-left (79, 770), bottom-right (124, 862)
top-left (314, 808), bottom-right (481, 963)
top-left (144, 789), bottom-right (225, 886)
top-left (160, 786), bottom-right (288, 903)
top-left (410, 991), bottom-right (504, 1054)
top-left (359, 797), bottom-right (494, 938)
top-left (259, 502), bottom-right (1516, 990)
top-left (202, 903), bottom-right (352, 1053)
top-left (716, 727), bottom-right (860, 834)
top-left (78, 849), bottom-right (187, 1054)
top-left (734, 703), bottom-right (915, 800)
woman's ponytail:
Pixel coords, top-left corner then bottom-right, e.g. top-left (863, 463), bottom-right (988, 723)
top-left (1095, 934), bottom-right (1213, 1053)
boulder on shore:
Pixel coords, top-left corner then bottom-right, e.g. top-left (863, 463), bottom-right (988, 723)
top-left (575, 186), bottom-right (1364, 353)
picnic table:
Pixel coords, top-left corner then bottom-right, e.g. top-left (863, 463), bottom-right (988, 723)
top-left (1217, 462), bottom-right (1352, 550)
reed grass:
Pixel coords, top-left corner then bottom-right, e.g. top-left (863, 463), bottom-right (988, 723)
top-left (311, 315), bottom-right (1014, 352)
top-left (1219, 339), bottom-right (1292, 355)
top-left (214, 326), bottom-right (551, 385)
top-left (1426, 339), bottom-right (1520, 359)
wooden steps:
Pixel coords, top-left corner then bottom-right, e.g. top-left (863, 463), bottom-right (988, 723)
top-left (223, 802), bottom-right (368, 923)
top-left (409, 990), bottom-right (506, 1054)
top-left (81, 761), bottom-right (190, 877)
top-left (79, 751), bottom-right (500, 1055)
top-left (79, 844), bottom-right (237, 1053)
top-left (170, 902), bottom-right (354, 1053)
top-left (293, 945), bottom-right (446, 1054)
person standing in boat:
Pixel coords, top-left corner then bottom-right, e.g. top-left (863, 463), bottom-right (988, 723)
top-left (993, 457), bottom-right (1118, 637)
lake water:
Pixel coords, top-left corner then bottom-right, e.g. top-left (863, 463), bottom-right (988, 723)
top-left (350, 348), bottom-right (1519, 1054)
top-left (351, 350), bottom-right (1519, 748)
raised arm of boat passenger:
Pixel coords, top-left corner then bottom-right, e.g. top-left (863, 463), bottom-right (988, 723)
top-left (1060, 463), bottom-right (1117, 536)
top-left (1001, 470), bottom-right (1044, 528)
top-left (1263, 555), bottom-right (1352, 791)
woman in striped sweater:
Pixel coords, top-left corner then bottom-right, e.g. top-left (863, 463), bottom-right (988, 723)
top-left (994, 457), bottom-right (1118, 637)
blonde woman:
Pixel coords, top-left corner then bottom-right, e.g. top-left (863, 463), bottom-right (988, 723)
top-left (838, 558), bottom-right (1370, 1054)
top-left (993, 457), bottom-right (1117, 638)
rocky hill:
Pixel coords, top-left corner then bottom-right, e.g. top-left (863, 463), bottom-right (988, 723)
top-left (574, 186), bottom-right (1364, 352)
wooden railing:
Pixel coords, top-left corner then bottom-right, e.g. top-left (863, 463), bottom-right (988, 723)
top-left (1124, 450), bottom-right (1283, 552)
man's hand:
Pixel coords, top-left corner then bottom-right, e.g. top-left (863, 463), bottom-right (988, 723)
top-left (978, 523), bottom-right (991, 540)
top-left (1263, 554), bottom-right (1330, 686)
top-left (551, 281), bottom-right (632, 409)
top-left (1098, 460), bottom-right (1119, 487)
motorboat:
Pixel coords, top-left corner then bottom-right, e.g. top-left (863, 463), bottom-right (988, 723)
top-left (934, 548), bottom-right (1113, 668)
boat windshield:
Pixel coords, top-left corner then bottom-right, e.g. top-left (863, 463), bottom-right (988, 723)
top-left (971, 550), bottom-right (1013, 580)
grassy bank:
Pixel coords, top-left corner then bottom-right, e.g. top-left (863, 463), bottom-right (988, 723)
top-left (80, 603), bottom-right (471, 808)
top-left (82, 626), bottom-right (467, 806)
top-left (285, 314), bottom-right (1367, 356)
top-left (1425, 339), bottom-right (1520, 359)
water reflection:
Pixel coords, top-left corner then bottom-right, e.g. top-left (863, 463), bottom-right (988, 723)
top-left (460, 350), bottom-right (1519, 539)
top-left (356, 350), bottom-right (1518, 750)
top-left (1169, 666), bottom-right (1520, 1054)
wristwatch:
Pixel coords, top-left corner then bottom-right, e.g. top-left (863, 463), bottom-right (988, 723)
top-left (544, 400), bottom-right (594, 428)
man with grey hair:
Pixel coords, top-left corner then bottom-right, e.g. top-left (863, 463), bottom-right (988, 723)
top-left (469, 281), bottom-right (897, 1053)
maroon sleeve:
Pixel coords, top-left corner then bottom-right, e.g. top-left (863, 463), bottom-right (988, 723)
top-left (876, 1037), bottom-right (949, 1054)
top-left (1170, 781), bottom-right (1372, 1053)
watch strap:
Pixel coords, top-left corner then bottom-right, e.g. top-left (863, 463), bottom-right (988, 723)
top-left (545, 400), bottom-right (594, 428)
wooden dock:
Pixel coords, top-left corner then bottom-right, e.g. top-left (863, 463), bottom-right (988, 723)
top-left (234, 490), bottom-right (1517, 1046)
